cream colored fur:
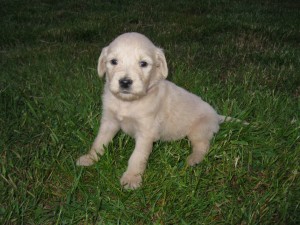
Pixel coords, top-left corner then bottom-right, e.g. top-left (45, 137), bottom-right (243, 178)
top-left (76, 32), bottom-right (233, 189)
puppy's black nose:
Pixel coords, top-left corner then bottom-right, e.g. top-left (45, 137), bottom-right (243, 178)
top-left (119, 77), bottom-right (133, 89)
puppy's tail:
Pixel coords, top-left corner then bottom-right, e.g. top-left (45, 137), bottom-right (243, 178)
top-left (218, 115), bottom-right (249, 125)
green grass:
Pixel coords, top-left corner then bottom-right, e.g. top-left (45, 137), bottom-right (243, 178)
top-left (1, 0), bottom-right (299, 224)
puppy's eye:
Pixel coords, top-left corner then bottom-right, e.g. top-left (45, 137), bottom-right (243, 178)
top-left (110, 59), bottom-right (118, 65)
top-left (139, 61), bottom-right (148, 68)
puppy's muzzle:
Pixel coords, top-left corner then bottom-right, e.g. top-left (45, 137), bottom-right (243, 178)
top-left (119, 77), bottom-right (133, 90)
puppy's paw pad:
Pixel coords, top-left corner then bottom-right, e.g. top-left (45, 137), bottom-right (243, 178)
top-left (187, 153), bottom-right (204, 166)
top-left (120, 172), bottom-right (142, 190)
top-left (76, 154), bottom-right (96, 166)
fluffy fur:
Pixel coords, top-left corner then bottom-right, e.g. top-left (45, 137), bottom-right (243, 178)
top-left (76, 32), bottom-right (241, 189)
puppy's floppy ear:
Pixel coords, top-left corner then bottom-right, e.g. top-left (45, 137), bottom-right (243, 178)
top-left (97, 47), bottom-right (108, 78)
top-left (156, 48), bottom-right (168, 79)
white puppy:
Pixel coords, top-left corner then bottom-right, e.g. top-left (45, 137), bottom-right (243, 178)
top-left (77, 32), bottom-right (243, 189)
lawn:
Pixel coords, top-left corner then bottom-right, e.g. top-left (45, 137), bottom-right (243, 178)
top-left (1, 0), bottom-right (299, 224)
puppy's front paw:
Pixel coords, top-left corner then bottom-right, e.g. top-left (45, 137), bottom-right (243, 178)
top-left (76, 154), bottom-right (97, 166)
top-left (120, 172), bottom-right (142, 190)
top-left (187, 153), bottom-right (204, 166)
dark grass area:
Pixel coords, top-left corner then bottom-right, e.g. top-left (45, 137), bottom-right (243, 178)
top-left (1, 0), bottom-right (299, 224)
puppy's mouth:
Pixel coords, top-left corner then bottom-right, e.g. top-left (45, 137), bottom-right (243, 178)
top-left (112, 88), bottom-right (147, 101)
top-left (120, 89), bottom-right (132, 94)
top-left (109, 79), bottom-right (147, 100)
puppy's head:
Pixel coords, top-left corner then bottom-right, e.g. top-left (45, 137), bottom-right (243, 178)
top-left (97, 32), bottom-right (168, 101)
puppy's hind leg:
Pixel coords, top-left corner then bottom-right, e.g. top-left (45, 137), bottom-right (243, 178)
top-left (187, 116), bottom-right (219, 166)
top-left (187, 139), bottom-right (210, 166)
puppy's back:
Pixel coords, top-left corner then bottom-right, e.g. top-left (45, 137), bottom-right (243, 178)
top-left (157, 80), bottom-right (219, 141)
